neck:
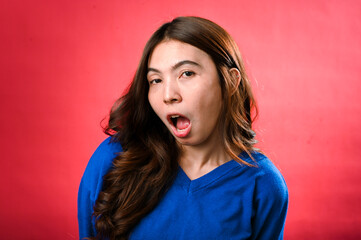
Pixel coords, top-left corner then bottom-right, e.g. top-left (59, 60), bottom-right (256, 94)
top-left (178, 133), bottom-right (232, 180)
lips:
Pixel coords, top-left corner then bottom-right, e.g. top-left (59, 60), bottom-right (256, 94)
top-left (167, 113), bottom-right (192, 138)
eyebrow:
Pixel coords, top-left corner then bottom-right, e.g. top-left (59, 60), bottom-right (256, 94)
top-left (147, 60), bottom-right (202, 74)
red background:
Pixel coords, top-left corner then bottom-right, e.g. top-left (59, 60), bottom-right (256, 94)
top-left (1, 0), bottom-right (361, 239)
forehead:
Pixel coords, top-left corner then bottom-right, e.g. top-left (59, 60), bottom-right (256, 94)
top-left (148, 40), bottom-right (212, 69)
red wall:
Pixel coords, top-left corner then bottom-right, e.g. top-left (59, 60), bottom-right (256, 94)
top-left (1, 0), bottom-right (360, 239)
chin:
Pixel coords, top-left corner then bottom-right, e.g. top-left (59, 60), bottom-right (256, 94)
top-left (174, 137), bottom-right (194, 146)
top-left (175, 136), bottom-right (204, 147)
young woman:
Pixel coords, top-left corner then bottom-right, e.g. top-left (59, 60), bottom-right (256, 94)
top-left (78, 16), bottom-right (288, 240)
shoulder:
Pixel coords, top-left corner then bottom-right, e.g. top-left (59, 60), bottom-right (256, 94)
top-left (241, 152), bottom-right (288, 202)
top-left (87, 136), bottom-right (122, 169)
top-left (80, 137), bottom-right (123, 196)
top-left (250, 152), bottom-right (288, 215)
top-left (242, 152), bottom-right (288, 239)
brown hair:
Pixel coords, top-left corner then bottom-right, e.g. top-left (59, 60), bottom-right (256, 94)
top-left (91, 16), bottom-right (258, 239)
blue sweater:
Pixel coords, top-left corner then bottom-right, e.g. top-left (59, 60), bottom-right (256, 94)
top-left (78, 137), bottom-right (288, 239)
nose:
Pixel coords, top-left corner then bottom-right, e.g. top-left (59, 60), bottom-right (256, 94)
top-left (163, 79), bottom-right (182, 104)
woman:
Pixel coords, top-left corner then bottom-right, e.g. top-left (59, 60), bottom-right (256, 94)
top-left (78, 16), bottom-right (288, 240)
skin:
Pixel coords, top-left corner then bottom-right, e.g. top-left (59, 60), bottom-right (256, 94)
top-left (147, 40), bottom-right (233, 179)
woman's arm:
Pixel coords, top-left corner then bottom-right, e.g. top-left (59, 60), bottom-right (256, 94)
top-left (77, 137), bottom-right (122, 239)
top-left (78, 176), bottom-right (96, 238)
top-left (251, 160), bottom-right (289, 240)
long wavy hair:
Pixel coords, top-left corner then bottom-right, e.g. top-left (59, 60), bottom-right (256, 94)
top-left (91, 16), bottom-right (258, 239)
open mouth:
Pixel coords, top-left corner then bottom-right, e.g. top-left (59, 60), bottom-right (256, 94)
top-left (168, 114), bottom-right (190, 130)
top-left (167, 114), bottom-right (191, 138)
top-left (170, 115), bottom-right (178, 127)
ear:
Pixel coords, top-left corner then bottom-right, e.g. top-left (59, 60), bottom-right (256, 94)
top-left (229, 68), bottom-right (241, 94)
top-left (230, 68), bottom-right (241, 82)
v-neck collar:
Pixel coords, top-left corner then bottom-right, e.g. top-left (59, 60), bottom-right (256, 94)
top-left (175, 159), bottom-right (242, 193)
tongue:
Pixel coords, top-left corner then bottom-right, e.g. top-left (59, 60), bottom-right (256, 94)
top-left (176, 116), bottom-right (190, 130)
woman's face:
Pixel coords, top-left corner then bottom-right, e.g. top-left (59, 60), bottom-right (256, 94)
top-left (147, 40), bottom-right (223, 147)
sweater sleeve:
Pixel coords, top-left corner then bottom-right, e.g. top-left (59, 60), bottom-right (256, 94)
top-left (77, 137), bottom-right (122, 239)
top-left (251, 158), bottom-right (289, 240)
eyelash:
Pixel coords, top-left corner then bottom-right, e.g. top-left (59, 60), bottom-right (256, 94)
top-left (149, 79), bottom-right (161, 85)
top-left (181, 71), bottom-right (195, 78)
top-left (148, 71), bottom-right (195, 85)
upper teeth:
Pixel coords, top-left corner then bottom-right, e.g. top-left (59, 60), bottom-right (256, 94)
top-left (171, 115), bottom-right (179, 118)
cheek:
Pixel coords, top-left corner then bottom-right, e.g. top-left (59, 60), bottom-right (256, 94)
top-left (148, 94), bottom-right (162, 118)
top-left (148, 96), bottom-right (156, 113)
top-left (200, 88), bottom-right (223, 123)
top-left (197, 84), bottom-right (222, 110)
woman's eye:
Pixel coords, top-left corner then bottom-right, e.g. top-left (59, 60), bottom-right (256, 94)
top-left (149, 79), bottom-right (161, 85)
top-left (182, 71), bottom-right (195, 77)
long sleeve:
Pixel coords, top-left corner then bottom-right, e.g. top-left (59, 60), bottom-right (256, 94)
top-left (78, 176), bottom-right (96, 238)
top-left (251, 159), bottom-right (289, 240)
top-left (77, 137), bottom-right (122, 239)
